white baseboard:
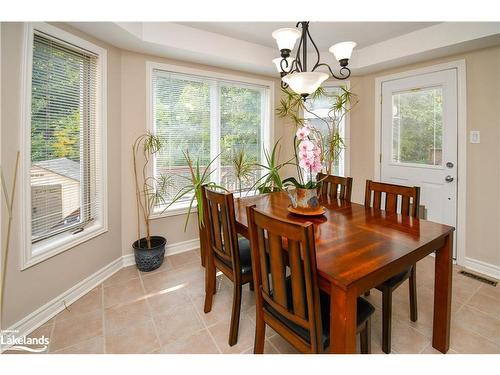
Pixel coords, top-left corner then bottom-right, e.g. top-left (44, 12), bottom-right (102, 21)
top-left (463, 257), bottom-right (500, 280)
top-left (1, 257), bottom-right (123, 352)
top-left (122, 237), bottom-right (199, 267)
top-left (2, 237), bottom-right (201, 352)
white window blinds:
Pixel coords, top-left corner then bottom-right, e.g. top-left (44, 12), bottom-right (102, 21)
top-left (152, 69), bottom-right (268, 206)
top-left (30, 32), bottom-right (100, 242)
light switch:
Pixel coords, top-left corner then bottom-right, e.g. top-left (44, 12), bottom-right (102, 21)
top-left (470, 130), bottom-right (481, 144)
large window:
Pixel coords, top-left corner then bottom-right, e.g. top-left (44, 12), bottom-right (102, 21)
top-left (304, 85), bottom-right (349, 176)
top-left (150, 65), bottom-right (271, 211)
top-left (22, 24), bottom-right (107, 268)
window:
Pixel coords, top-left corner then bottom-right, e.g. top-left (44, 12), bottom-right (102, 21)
top-left (21, 24), bottom-right (107, 268)
top-left (304, 85), bottom-right (349, 176)
top-left (150, 64), bottom-right (271, 211)
top-left (391, 87), bottom-right (443, 166)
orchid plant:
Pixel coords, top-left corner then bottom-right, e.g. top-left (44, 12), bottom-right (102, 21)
top-left (283, 125), bottom-right (324, 190)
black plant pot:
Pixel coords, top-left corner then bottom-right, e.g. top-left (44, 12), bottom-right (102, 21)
top-left (132, 236), bottom-right (166, 272)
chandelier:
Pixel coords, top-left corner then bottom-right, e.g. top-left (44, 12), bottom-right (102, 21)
top-left (272, 22), bottom-right (356, 99)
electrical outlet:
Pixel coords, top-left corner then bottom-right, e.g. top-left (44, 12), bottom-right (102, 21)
top-left (470, 130), bottom-right (481, 144)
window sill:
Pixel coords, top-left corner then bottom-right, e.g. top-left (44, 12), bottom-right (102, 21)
top-left (150, 190), bottom-right (259, 220)
top-left (150, 201), bottom-right (199, 220)
top-left (21, 221), bottom-right (108, 270)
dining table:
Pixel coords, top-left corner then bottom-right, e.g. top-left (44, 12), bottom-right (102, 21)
top-left (234, 191), bottom-right (455, 354)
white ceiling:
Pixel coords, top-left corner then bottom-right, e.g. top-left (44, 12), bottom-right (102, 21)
top-left (68, 22), bottom-right (500, 76)
top-left (180, 22), bottom-right (439, 49)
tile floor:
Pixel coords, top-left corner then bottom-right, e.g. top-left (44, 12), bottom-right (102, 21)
top-left (11, 250), bottom-right (500, 354)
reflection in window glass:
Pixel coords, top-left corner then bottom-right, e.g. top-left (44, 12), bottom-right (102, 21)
top-left (391, 87), bottom-right (443, 166)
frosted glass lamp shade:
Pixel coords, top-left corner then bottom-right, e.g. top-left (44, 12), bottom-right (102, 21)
top-left (329, 41), bottom-right (357, 61)
top-left (272, 57), bottom-right (295, 73)
top-left (272, 28), bottom-right (301, 53)
top-left (282, 72), bottom-right (329, 96)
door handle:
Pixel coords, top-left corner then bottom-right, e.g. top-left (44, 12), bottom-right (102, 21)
top-left (445, 175), bottom-right (454, 182)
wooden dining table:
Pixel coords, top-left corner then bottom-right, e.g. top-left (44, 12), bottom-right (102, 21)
top-left (234, 191), bottom-right (455, 354)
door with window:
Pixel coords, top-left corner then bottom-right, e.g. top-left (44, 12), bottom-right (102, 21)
top-left (381, 69), bottom-right (458, 257)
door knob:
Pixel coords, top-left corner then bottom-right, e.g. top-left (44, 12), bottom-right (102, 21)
top-left (445, 175), bottom-right (454, 182)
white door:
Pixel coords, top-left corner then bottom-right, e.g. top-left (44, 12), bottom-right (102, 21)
top-left (381, 69), bottom-right (458, 258)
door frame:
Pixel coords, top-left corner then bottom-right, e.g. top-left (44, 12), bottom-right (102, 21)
top-left (373, 60), bottom-right (467, 265)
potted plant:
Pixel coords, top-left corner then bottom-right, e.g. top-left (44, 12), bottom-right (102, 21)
top-left (277, 86), bottom-right (358, 175)
top-left (276, 86), bottom-right (358, 213)
top-left (282, 127), bottom-right (324, 212)
top-left (166, 150), bottom-right (225, 267)
top-left (132, 133), bottom-right (173, 272)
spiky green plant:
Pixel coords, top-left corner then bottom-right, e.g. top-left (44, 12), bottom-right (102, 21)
top-left (251, 139), bottom-right (293, 193)
top-left (230, 148), bottom-right (254, 197)
top-left (164, 150), bottom-right (226, 230)
top-left (132, 133), bottom-right (174, 248)
top-left (277, 86), bottom-right (358, 175)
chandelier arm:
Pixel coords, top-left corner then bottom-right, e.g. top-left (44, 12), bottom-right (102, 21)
top-left (306, 26), bottom-right (321, 70)
top-left (314, 63), bottom-right (351, 80)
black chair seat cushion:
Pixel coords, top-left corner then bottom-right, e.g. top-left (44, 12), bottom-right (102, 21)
top-left (376, 266), bottom-right (413, 290)
top-left (266, 278), bottom-right (375, 349)
top-left (215, 237), bottom-right (253, 275)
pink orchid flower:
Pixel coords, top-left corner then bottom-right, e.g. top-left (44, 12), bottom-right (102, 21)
top-left (296, 126), bottom-right (310, 141)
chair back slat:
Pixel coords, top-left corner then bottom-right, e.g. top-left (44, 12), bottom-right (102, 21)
top-left (317, 173), bottom-right (353, 202)
top-left (288, 240), bottom-right (306, 319)
top-left (364, 180), bottom-right (420, 218)
top-left (246, 205), bottom-right (323, 352)
top-left (268, 233), bottom-right (288, 307)
top-left (202, 186), bottom-right (239, 268)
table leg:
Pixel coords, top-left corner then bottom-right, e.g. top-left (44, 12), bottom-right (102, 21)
top-left (329, 283), bottom-right (357, 353)
top-left (432, 233), bottom-right (453, 353)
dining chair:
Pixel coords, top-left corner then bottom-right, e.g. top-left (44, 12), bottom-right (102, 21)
top-left (246, 204), bottom-right (375, 354)
top-left (317, 173), bottom-right (353, 202)
top-left (364, 180), bottom-right (420, 354)
top-left (201, 185), bottom-right (254, 346)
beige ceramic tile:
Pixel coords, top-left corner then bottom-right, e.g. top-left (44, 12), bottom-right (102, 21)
top-left (103, 278), bottom-right (144, 308)
top-left (208, 311), bottom-right (256, 354)
top-left (141, 268), bottom-right (189, 294)
top-left (268, 334), bottom-right (300, 354)
top-left (50, 310), bottom-right (102, 352)
top-left (53, 336), bottom-right (104, 354)
top-left (453, 305), bottom-right (500, 344)
top-left (146, 287), bottom-right (191, 317)
top-left (154, 305), bottom-right (204, 345)
top-left (386, 317), bottom-right (430, 354)
top-left (169, 249), bottom-right (202, 268)
top-left (55, 287), bottom-right (102, 321)
top-left (104, 299), bottom-right (151, 333)
top-left (466, 290), bottom-right (500, 319)
top-left (103, 266), bottom-right (139, 287)
top-left (105, 319), bottom-right (160, 354)
top-left (450, 324), bottom-right (500, 354)
top-left (161, 329), bottom-right (220, 354)
top-left (477, 283), bottom-right (500, 301)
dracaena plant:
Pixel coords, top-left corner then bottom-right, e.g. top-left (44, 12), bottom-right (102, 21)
top-left (251, 139), bottom-right (293, 194)
top-left (165, 150), bottom-right (226, 230)
top-left (133, 133), bottom-right (174, 249)
top-left (230, 148), bottom-right (254, 197)
top-left (277, 86), bottom-right (358, 176)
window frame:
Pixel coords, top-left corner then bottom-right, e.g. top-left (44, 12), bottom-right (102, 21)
top-left (303, 80), bottom-right (351, 177)
top-left (146, 61), bottom-right (274, 218)
top-left (20, 23), bottom-right (108, 270)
